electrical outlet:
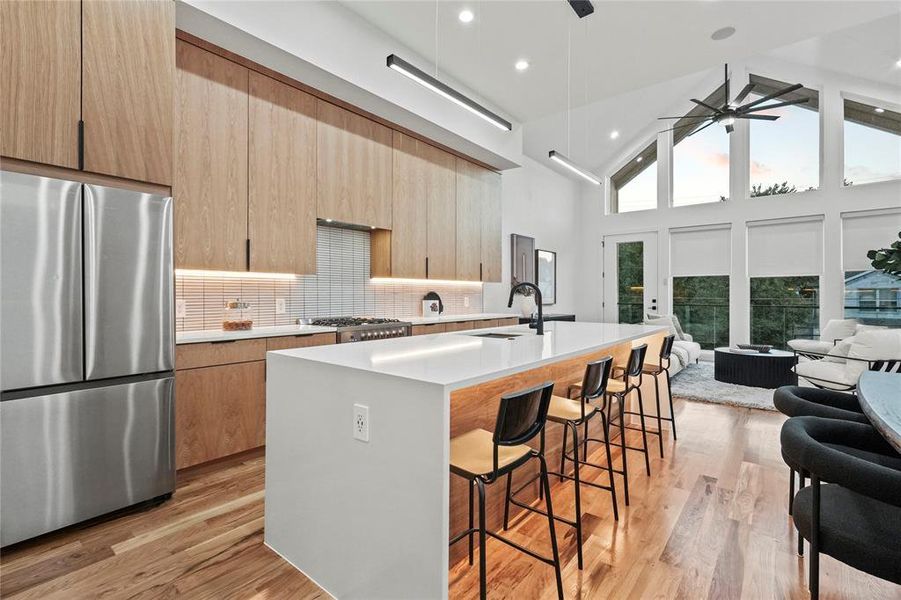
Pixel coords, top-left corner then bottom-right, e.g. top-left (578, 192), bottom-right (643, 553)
top-left (275, 298), bottom-right (286, 314)
top-left (175, 299), bottom-right (187, 318)
top-left (353, 404), bottom-right (370, 442)
top-left (463, 295), bottom-right (470, 308)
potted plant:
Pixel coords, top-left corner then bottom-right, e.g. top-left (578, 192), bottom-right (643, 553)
top-left (868, 232), bottom-right (901, 276)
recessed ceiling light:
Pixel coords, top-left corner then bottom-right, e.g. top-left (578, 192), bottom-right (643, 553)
top-left (458, 9), bottom-right (474, 23)
top-left (875, 107), bottom-right (886, 113)
top-left (325, 218), bottom-right (333, 223)
top-left (896, 58), bottom-right (901, 68)
top-left (636, 156), bottom-right (643, 163)
top-left (515, 59), bottom-right (529, 71)
top-left (711, 26), bottom-right (736, 41)
top-left (610, 130), bottom-right (620, 140)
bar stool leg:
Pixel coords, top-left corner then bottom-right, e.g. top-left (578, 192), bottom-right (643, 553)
top-left (617, 394), bottom-right (630, 506)
top-left (559, 424), bottom-right (569, 483)
top-left (601, 410), bottom-right (619, 521)
top-left (469, 480), bottom-right (475, 564)
top-left (798, 469), bottom-right (806, 556)
top-left (582, 420), bottom-right (589, 462)
top-left (666, 368), bottom-right (677, 440)
top-left (476, 478), bottom-right (487, 600)
top-left (538, 454), bottom-right (565, 600)
top-left (653, 373), bottom-right (664, 458)
top-left (788, 468), bottom-right (795, 516)
top-left (569, 421), bottom-right (584, 570)
top-left (636, 387), bottom-right (651, 476)
top-left (502, 473), bottom-right (512, 531)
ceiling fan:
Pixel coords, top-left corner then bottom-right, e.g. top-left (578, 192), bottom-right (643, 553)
top-left (659, 64), bottom-right (808, 135)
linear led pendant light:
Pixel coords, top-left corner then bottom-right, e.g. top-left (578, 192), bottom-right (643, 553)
top-left (387, 55), bottom-right (512, 131)
top-left (548, 16), bottom-right (601, 185)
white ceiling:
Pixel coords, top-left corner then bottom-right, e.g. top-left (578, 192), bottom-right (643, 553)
top-left (341, 0), bottom-right (901, 124)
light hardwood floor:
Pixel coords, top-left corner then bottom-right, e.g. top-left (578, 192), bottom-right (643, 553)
top-left (2, 400), bottom-right (898, 599)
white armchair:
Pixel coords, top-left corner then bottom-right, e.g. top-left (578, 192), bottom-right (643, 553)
top-left (787, 319), bottom-right (859, 357)
top-left (793, 329), bottom-right (901, 390)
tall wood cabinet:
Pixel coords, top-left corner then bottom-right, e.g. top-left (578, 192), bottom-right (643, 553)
top-left (248, 72), bottom-right (317, 274)
top-left (480, 170), bottom-right (503, 282)
top-left (82, 0), bottom-right (174, 185)
top-left (317, 100), bottom-right (393, 229)
top-left (1, 0), bottom-right (173, 185)
top-left (455, 158), bottom-right (502, 282)
top-left (376, 132), bottom-right (455, 279)
top-left (174, 39), bottom-right (249, 271)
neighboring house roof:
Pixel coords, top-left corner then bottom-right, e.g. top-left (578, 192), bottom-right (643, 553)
top-left (845, 270), bottom-right (901, 289)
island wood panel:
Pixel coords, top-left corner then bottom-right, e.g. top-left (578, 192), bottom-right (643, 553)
top-left (455, 158), bottom-right (483, 281)
top-left (174, 40), bottom-right (249, 270)
top-left (411, 323), bottom-right (448, 336)
top-left (444, 321), bottom-right (475, 332)
top-left (316, 100), bottom-right (392, 229)
top-left (388, 132), bottom-right (429, 278)
top-left (0, 0), bottom-right (80, 169)
top-left (447, 331), bottom-right (665, 565)
top-left (248, 71), bottom-right (317, 274)
top-left (175, 339), bottom-right (267, 370)
top-left (480, 170), bottom-right (503, 282)
top-left (175, 361), bottom-right (266, 469)
top-left (82, 0), bottom-right (174, 185)
top-left (265, 333), bottom-right (337, 351)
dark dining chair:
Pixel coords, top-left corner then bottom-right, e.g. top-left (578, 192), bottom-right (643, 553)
top-left (780, 416), bottom-right (901, 599)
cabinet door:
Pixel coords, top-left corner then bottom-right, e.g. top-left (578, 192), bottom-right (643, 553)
top-left (390, 132), bottom-right (427, 278)
top-left (249, 72), bottom-right (317, 274)
top-left (175, 361), bottom-right (265, 469)
top-left (82, 0), bottom-right (174, 185)
top-left (455, 158), bottom-right (482, 281)
top-left (425, 143), bottom-right (457, 280)
top-left (0, 0), bottom-right (80, 168)
top-left (317, 100), bottom-right (392, 229)
top-left (266, 333), bottom-right (336, 351)
top-left (480, 170), bottom-right (502, 282)
top-left (174, 40), bottom-right (248, 271)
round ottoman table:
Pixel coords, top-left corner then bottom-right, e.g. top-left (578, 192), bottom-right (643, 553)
top-left (714, 347), bottom-right (798, 388)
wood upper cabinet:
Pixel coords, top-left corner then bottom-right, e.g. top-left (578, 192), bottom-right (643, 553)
top-left (316, 100), bottom-right (392, 229)
top-left (174, 40), bottom-right (249, 271)
top-left (82, 0), bottom-right (174, 185)
top-left (455, 158), bottom-right (483, 281)
top-left (248, 72), bottom-right (317, 274)
top-left (480, 170), bottom-right (502, 282)
top-left (387, 132), bottom-right (456, 279)
top-left (1, 0), bottom-right (81, 168)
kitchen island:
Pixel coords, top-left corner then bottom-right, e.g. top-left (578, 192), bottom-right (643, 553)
top-left (265, 321), bottom-right (668, 599)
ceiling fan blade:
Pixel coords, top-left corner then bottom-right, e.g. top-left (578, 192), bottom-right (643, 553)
top-left (738, 83), bottom-right (803, 111)
top-left (733, 83), bottom-right (755, 105)
top-left (724, 64), bottom-right (730, 110)
top-left (691, 98), bottom-right (722, 113)
top-left (657, 114), bottom-right (716, 120)
top-left (738, 114), bottom-right (779, 121)
top-left (725, 124), bottom-right (734, 134)
top-left (688, 120), bottom-right (715, 136)
top-left (740, 97), bottom-right (810, 114)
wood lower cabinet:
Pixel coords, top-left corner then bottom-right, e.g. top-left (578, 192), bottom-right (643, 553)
top-left (1, 0), bottom-right (81, 169)
top-left (174, 40), bottom-right (249, 271)
top-left (316, 100), bottom-right (392, 229)
top-left (248, 72), bottom-right (317, 274)
top-left (82, 0), bottom-right (174, 185)
top-left (444, 321), bottom-right (475, 333)
top-left (175, 360), bottom-right (265, 469)
top-left (266, 333), bottom-right (337, 351)
top-left (411, 323), bottom-right (447, 336)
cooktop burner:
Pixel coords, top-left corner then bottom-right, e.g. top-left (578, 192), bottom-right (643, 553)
top-left (310, 317), bottom-right (403, 328)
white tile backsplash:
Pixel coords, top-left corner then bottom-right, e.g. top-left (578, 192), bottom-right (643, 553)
top-left (176, 225), bottom-right (484, 331)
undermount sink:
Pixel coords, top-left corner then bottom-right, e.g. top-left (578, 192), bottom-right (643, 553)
top-left (466, 332), bottom-right (524, 340)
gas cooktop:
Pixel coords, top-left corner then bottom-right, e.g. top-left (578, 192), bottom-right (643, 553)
top-left (310, 317), bottom-right (404, 328)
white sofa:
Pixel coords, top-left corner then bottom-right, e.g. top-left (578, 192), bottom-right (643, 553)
top-left (642, 314), bottom-right (701, 376)
top-left (794, 329), bottom-right (901, 390)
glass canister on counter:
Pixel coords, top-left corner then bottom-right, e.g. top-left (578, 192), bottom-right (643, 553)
top-left (222, 298), bottom-right (253, 331)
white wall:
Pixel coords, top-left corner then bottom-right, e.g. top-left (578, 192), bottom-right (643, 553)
top-left (575, 56), bottom-right (901, 344)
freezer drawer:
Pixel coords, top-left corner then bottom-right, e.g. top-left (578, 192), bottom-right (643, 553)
top-left (0, 377), bottom-right (175, 546)
top-left (84, 184), bottom-right (174, 380)
top-left (0, 171), bottom-right (83, 390)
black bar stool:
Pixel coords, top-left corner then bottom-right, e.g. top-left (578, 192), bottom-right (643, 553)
top-left (448, 381), bottom-right (564, 600)
top-left (503, 357), bottom-right (617, 571)
top-left (606, 343), bottom-right (651, 505)
top-left (642, 334), bottom-right (678, 458)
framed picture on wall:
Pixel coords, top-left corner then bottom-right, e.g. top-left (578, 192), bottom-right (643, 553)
top-left (535, 249), bottom-right (556, 305)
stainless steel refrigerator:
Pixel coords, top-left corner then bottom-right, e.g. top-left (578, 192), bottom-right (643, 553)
top-left (0, 170), bottom-right (175, 547)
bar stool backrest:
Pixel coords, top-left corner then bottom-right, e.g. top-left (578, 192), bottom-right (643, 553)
top-left (659, 334), bottom-right (676, 364)
top-left (581, 357), bottom-right (613, 401)
top-left (493, 381), bottom-right (554, 448)
top-left (626, 343), bottom-right (648, 379)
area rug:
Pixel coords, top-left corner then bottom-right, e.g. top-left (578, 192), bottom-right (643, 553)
top-left (670, 362), bottom-right (776, 411)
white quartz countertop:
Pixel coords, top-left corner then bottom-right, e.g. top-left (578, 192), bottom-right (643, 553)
top-left (176, 324), bottom-right (337, 344)
top-left (271, 321), bottom-right (666, 389)
top-left (402, 312), bottom-right (517, 325)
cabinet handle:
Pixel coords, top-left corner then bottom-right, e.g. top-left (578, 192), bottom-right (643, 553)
top-left (480, 262), bottom-right (483, 281)
top-left (425, 256), bottom-right (429, 278)
top-left (246, 239), bottom-right (251, 271)
top-left (210, 340), bottom-right (237, 345)
top-left (77, 120), bottom-right (85, 170)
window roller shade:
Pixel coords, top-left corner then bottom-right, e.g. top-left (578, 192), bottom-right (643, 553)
top-left (842, 209), bottom-right (901, 271)
top-left (670, 225), bottom-right (731, 277)
top-left (747, 216), bottom-right (824, 277)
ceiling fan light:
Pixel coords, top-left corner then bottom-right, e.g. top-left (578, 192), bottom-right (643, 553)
top-left (721, 116), bottom-right (735, 126)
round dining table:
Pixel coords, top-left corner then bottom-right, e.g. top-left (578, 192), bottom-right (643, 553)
top-left (858, 371), bottom-right (901, 454)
